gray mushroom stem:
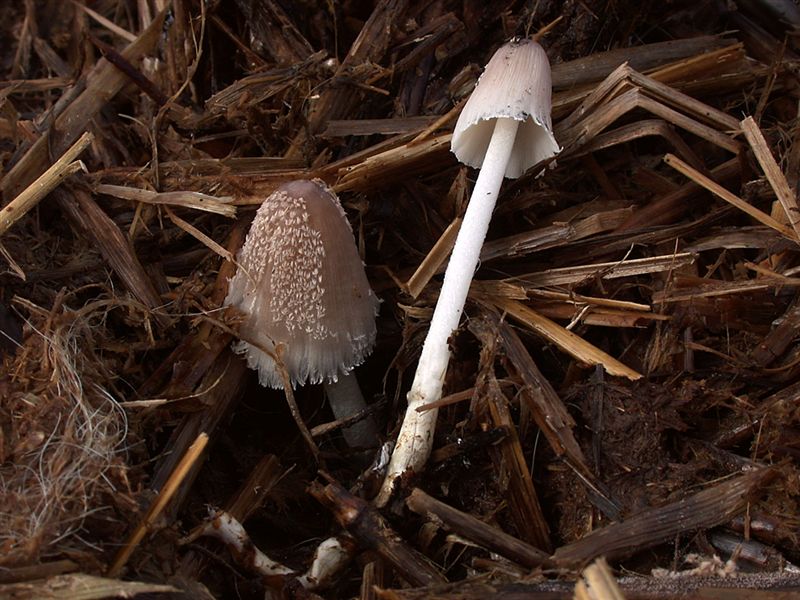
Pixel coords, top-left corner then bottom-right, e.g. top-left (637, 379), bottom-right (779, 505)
top-left (323, 372), bottom-right (379, 448)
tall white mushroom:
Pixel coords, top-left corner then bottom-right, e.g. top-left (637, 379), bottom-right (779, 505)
top-left (377, 38), bottom-right (560, 504)
top-left (225, 179), bottom-right (380, 448)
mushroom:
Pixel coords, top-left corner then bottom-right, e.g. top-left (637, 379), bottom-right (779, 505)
top-left (225, 179), bottom-right (380, 448)
top-left (377, 38), bottom-right (559, 504)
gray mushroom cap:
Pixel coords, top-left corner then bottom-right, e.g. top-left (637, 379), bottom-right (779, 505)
top-left (225, 179), bottom-right (379, 389)
top-left (451, 38), bottom-right (560, 178)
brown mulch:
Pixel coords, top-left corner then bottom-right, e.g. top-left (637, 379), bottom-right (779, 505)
top-left (2, 1), bottom-right (800, 598)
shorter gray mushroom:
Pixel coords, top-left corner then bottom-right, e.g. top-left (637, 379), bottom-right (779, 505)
top-left (225, 179), bottom-right (380, 448)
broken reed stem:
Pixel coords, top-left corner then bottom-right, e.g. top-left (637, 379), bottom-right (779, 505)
top-left (405, 217), bottom-right (462, 298)
top-left (406, 488), bottom-right (554, 568)
top-left (108, 432), bottom-right (209, 577)
top-left (96, 184), bottom-right (237, 217)
top-left (663, 153), bottom-right (798, 241)
top-left (506, 253), bottom-right (696, 288)
top-left (740, 116), bottom-right (800, 242)
top-left (0, 131), bottom-right (93, 237)
top-left (492, 297), bottom-right (642, 380)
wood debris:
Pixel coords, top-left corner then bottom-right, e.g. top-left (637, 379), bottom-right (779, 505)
top-left (1, 1), bottom-right (800, 598)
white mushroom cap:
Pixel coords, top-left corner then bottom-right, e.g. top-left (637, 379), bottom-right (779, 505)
top-left (225, 179), bottom-right (379, 389)
top-left (451, 38), bottom-right (560, 178)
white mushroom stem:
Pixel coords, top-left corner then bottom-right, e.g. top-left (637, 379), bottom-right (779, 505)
top-left (188, 511), bottom-right (352, 591)
top-left (376, 117), bottom-right (520, 505)
top-left (189, 511), bottom-right (296, 577)
top-left (323, 372), bottom-right (379, 448)
top-left (296, 536), bottom-right (353, 589)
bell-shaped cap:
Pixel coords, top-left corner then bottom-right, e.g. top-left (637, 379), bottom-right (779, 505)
top-left (451, 38), bottom-right (560, 178)
top-left (225, 179), bottom-right (379, 389)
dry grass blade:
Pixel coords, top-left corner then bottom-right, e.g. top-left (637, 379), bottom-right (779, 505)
top-left (646, 42), bottom-right (745, 86)
top-left (626, 68), bottom-right (740, 131)
top-left (361, 561), bottom-right (385, 600)
top-left (164, 206), bottom-right (233, 261)
top-left (529, 290), bottom-right (652, 312)
top-left (108, 432), bottom-right (209, 577)
top-left (480, 207), bottom-right (634, 264)
top-left (567, 119), bottom-right (705, 171)
top-left (663, 153), bottom-right (798, 240)
top-left (324, 116), bottom-right (439, 137)
top-left (559, 87), bottom-right (739, 155)
top-left (556, 63), bottom-right (743, 168)
top-left (0, 574), bottom-right (178, 599)
top-left (0, 78), bottom-right (73, 92)
top-left (0, 559), bottom-right (78, 585)
top-left (471, 316), bottom-right (580, 463)
top-left (466, 313), bottom-right (552, 550)
top-left (0, 132), bottom-right (92, 237)
top-left (95, 184), bottom-right (236, 217)
top-left (741, 116), bottom-right (800, 241)
top-left (202, 51), bottom-right (326, 120)
top-left (71, 1), bottom-right (137, 42)
top-left (615, 157), bottom-right (741, 232)
top-left (478, 314), bottom-right (620, 518)
top-left (651, 273), bottom-right (800, 303)
top-left (410, 98), bottom-right (467, 144)
top-left (534, 304), bottom-right (668, 328)
top-left (405, 217), bottom-right (461, 298)
top-left (638, 94), bottom-right (739, 153)
top-left (479, 223), bottom-right (577, 262)
top-left (528, 291), bottom-right (664, 328)
top-left (491, 297), bottom-right (642, 380)
top-left (332, 133), bottom-right (453, 193)
top-left (503, 253), bottom-right (695, 289)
